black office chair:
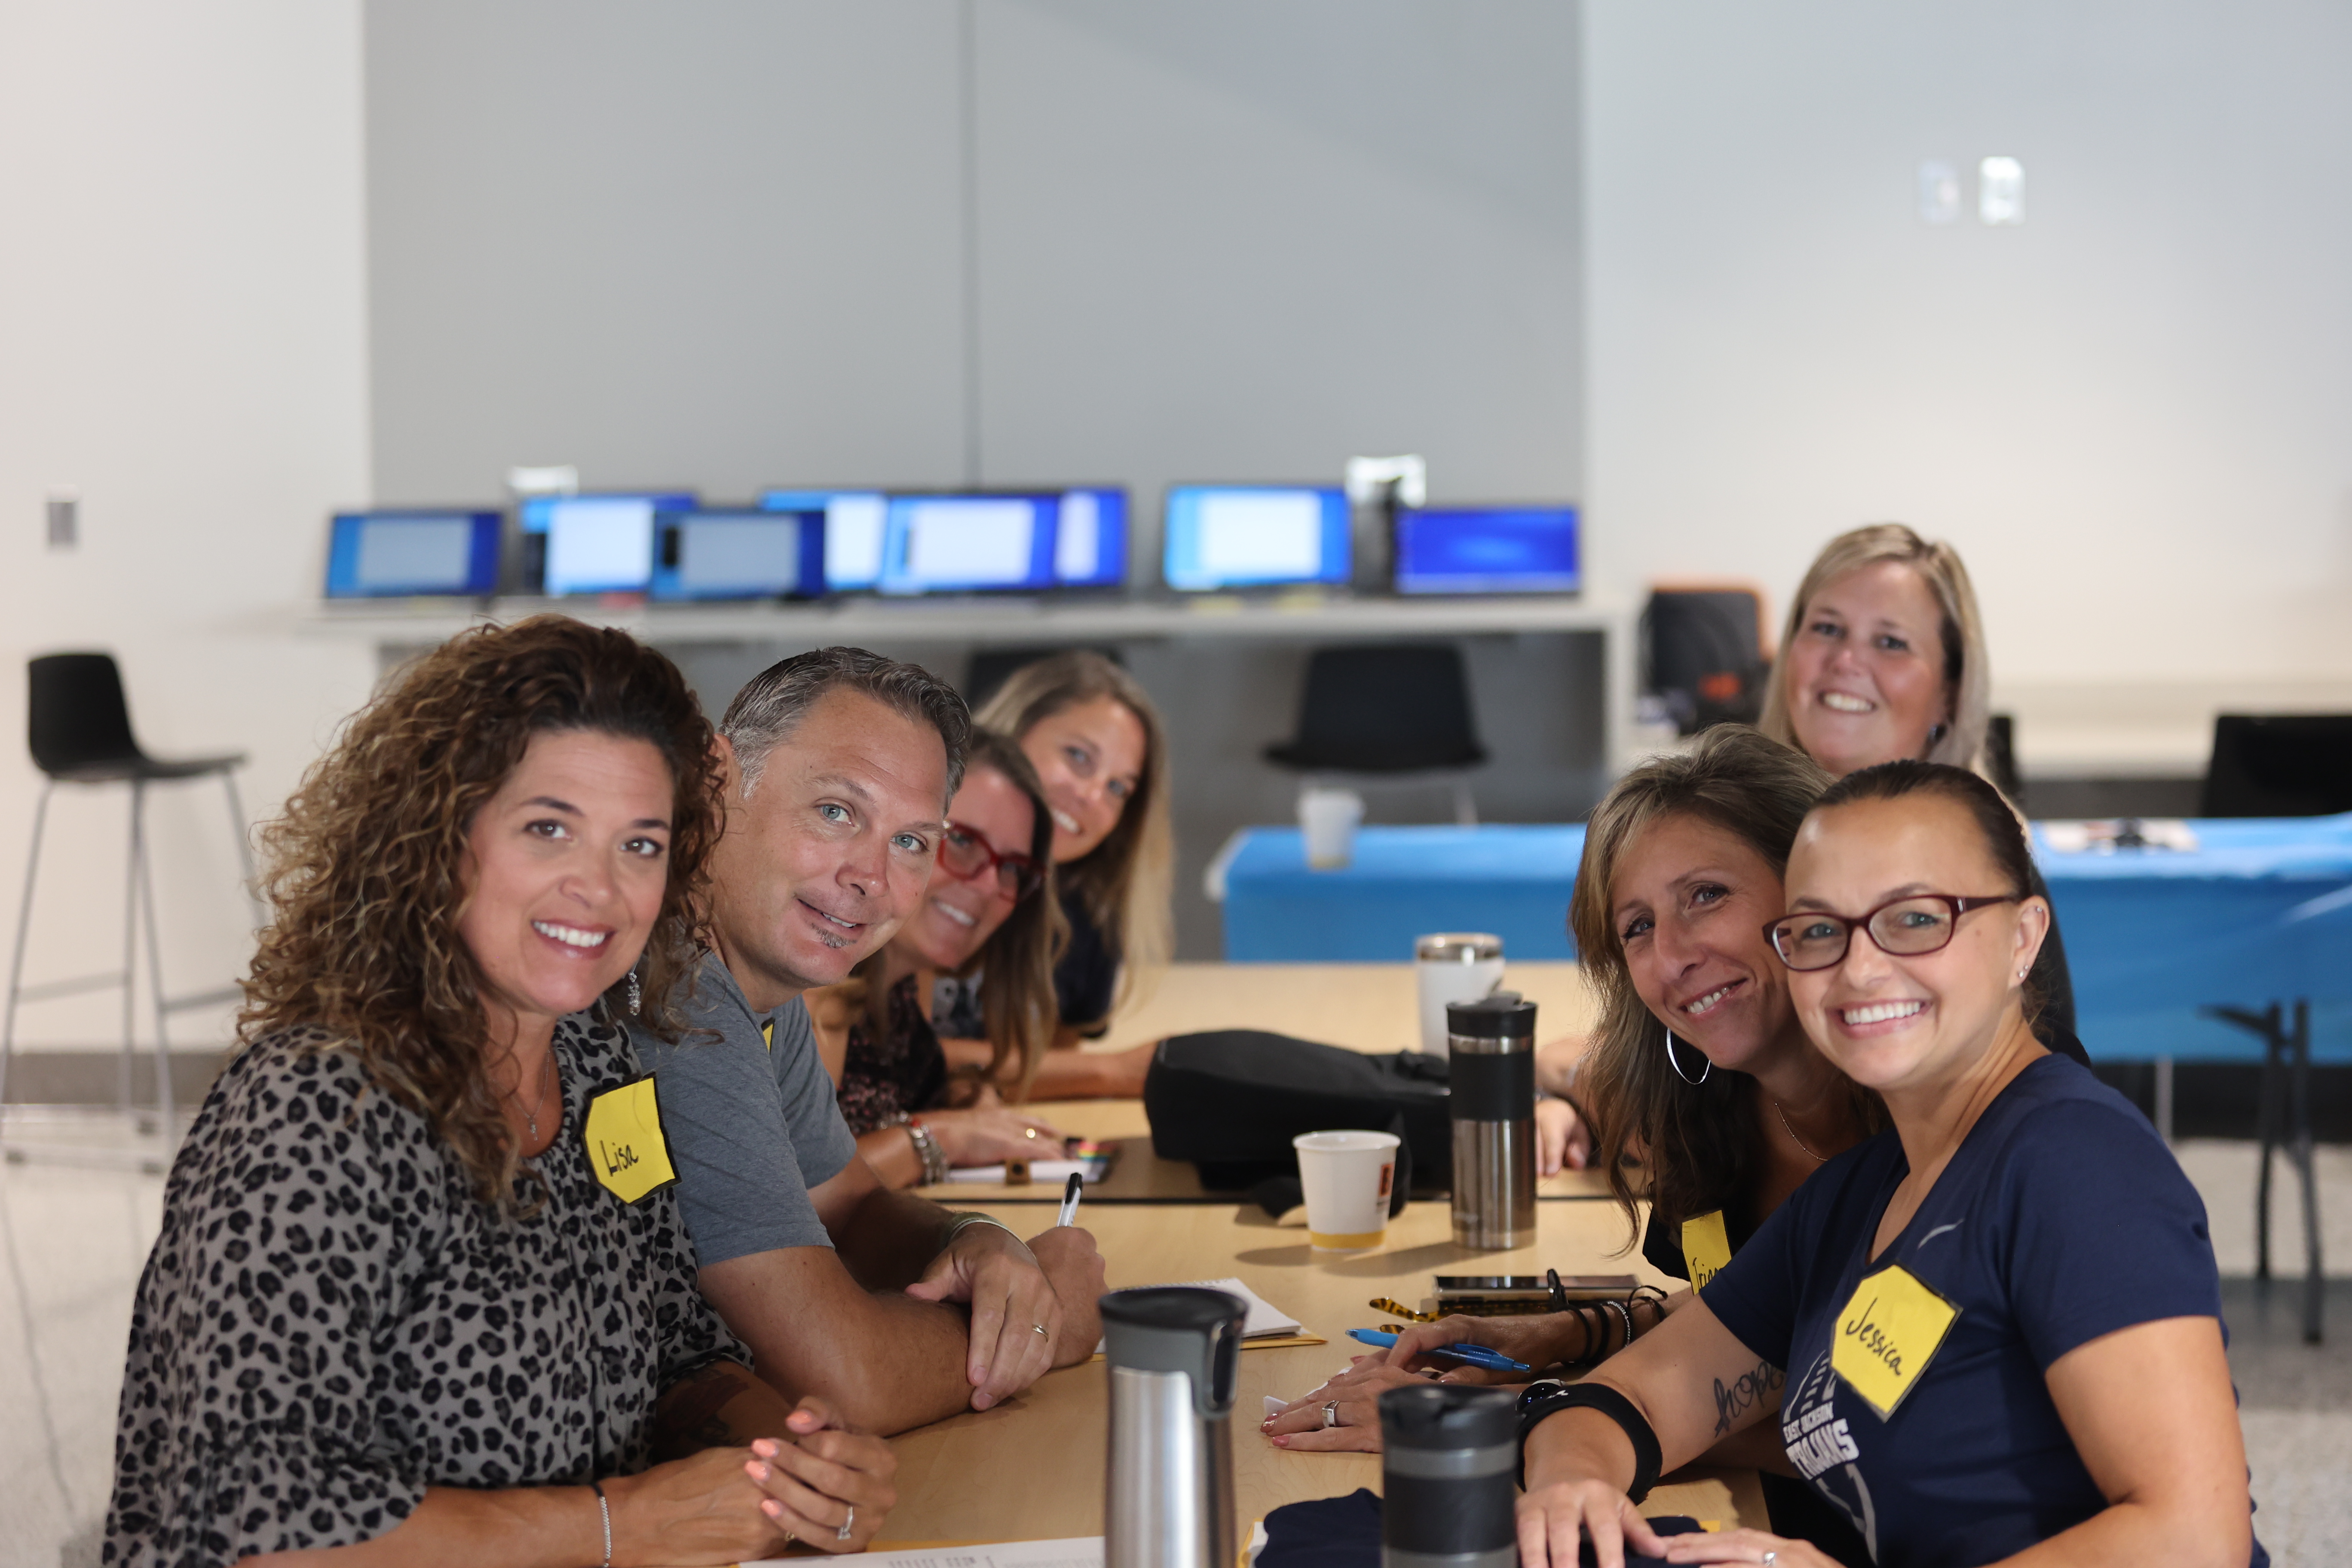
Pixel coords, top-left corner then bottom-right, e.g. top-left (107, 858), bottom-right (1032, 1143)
top-left (1642, 587), bottom-right (1769, 735)
top-left (963, 646), bottom-right (1124, 712)
top-left (1, 654), bottom-right (255, 1128)
top-left (2200, 715), bottom-right (2352, 818)
top-left (1265, 644), bottom-right (1488, 823)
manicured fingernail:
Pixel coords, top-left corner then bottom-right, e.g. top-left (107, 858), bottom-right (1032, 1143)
top-left (1271, 1435), bottom-right (1289, 1447)
top-left (763, 1498), bottom-right (783, 1517)
top-left (753, 1438), bottom-right (778, 1456)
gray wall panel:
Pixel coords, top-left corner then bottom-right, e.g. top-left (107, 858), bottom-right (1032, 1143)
top-left (364, 0), bottom-right (971, 501)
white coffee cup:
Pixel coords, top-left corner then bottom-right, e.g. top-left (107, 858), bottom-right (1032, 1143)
top-left (1292, 1129), bottom-right (1401, 1251)
top-left (1414, 932), bottom-right (1506, 1056)
top-left (1298, 786), bottom-right (1366, 870)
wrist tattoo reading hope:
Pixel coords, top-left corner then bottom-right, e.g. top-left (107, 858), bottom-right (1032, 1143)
top-left (1711, 1358), bottom-right (1785, 1435)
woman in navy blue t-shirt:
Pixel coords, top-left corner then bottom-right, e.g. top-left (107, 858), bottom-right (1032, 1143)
top-left (1517, 761), bottom-right (2262, 1568)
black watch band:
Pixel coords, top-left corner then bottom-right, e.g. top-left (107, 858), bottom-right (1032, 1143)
top-left (1514, 1379), bottom-right (1663, 1503)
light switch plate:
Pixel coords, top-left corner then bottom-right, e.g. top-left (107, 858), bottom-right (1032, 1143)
top-left (1979, 156), bottom-right (2025, 225)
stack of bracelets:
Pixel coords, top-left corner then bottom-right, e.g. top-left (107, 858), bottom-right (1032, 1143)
top-left (1559, 1283), bottom-right (1673, 1366)
top-left (883, 1112), bottom-right (949, 1185)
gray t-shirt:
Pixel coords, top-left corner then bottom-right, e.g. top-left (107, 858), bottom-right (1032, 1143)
top-left (628, 952), bottom-right (862, 1268)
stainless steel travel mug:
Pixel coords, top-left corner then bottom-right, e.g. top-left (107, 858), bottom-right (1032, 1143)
top-left (1380, 1384), bottom-right (1520, 1568)
top-left (1447, 992), bottom-right (1537, 1249)
top-left (1102, 1286), bottom-right (1245, 1568)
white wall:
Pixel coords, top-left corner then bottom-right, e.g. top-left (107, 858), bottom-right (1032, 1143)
top-left (1584, 0), bottom-right (2352, 770)
top-left (0, 0), bottom-right (377, 1050)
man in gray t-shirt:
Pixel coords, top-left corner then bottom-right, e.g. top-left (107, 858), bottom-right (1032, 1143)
top-left (633, 956), bottom-right (858, 1260)
top-left (638, 648), bottom-right (1104, 1436)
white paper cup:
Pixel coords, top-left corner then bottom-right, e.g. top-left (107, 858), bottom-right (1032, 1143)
top-left (1292, 1130), bottom-right (1400, 1250)
top-left (1299, 787), bottom-right (1365, 870)
top-left (1414, 933), bottom-right (1506, 1056)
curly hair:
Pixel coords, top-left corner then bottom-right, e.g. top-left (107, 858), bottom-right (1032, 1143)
top-left (239, 615), bottom-right (726, 1209)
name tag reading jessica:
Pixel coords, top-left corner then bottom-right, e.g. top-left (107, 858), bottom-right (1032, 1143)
top-left (1681, 1210), bottom-right (1733, 1288)
top-left (584, 1075), bottom-right (679, 1205)
top-left (1831, 1265), bottom-right (1958, 1419)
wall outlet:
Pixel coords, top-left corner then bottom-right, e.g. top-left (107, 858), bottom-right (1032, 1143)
top-left (45, 489), bottom-right (78, 548)
top-left (1919, 161), bottom-right (1960, 224)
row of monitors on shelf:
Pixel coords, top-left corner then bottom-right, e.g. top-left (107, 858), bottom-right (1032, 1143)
top-left (324, 486), bottom-right (1579, 602)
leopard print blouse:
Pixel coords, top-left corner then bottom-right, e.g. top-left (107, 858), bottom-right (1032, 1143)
top-left (104, 1012), bottom-right (747, 1567)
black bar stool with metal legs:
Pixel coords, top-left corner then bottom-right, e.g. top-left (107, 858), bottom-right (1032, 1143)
top-left (0, 653), bottom-right (256, 1142)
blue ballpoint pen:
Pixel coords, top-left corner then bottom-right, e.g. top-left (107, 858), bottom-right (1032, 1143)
top-left (1346, 1328), bottom-right (1528, 1372)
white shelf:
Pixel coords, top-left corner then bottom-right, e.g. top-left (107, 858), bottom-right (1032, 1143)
top-left (296, 591), bottom-right (1631, 646)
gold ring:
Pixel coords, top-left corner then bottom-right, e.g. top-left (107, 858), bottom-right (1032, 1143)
top-left (1024, 1127), bottom-right (1039, 1139)
top-left (1033, 1322), bottom-right (1050, 1337)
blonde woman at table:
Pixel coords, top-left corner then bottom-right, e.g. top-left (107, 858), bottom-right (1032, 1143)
top-left (1534, 523), bottom-right (2079, 1173)
top-left (1515, 760), bottom-right (2259, 1568)
top-left (104, 618), bottom-right (897, 1566)
top-left (808, 729), bottom-right (1072, 1185)
top-left (931, 650), bottom-right (1175, 1099)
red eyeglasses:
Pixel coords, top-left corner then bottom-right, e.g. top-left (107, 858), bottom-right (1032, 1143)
top-left (939, 822), bottom-right (1044, 901)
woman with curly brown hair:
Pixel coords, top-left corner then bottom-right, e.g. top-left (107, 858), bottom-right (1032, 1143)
top-left (104, 616), bottom-right (897, 1567)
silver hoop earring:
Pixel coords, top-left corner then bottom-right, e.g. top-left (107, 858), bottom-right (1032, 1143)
top-left (1663, 1030), bottom-right (1709, 1086)
top-left (626, 964), bottom-right (643, 1017)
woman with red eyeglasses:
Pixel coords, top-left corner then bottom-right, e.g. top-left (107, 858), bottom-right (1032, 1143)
top-left (806, 729), bottom-right (1072, 1187)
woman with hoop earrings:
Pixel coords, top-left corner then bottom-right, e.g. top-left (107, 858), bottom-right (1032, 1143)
top-left (1268, 726), bottom-right (1883, 1565)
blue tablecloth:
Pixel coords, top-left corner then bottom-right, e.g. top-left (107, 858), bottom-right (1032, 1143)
top-left (1217, 815), bottom-right (2352, 1063)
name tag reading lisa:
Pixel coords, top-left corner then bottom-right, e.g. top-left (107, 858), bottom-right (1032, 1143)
top-left (1681, 1210), bottom-right (1733, 1288)
top-left (1831, 1265), bottom-right (1959, 1420)
top-left (583, 1075), bottom-right (679, 1205)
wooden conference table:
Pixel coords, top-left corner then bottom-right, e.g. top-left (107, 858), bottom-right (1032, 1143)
top-left (871, 962), bottom-right (1767, 1544)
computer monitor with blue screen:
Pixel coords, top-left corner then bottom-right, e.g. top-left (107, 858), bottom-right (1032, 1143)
top-left (1049, 487), bottom-right (1127, 589)
top-left (1393, 505), bottom-right (1580, 595)
top-left (521, 492), bottom-right (695, 596)
top-left (650, 508), bottom-right (826, 601)
top-left (1161, 485), bottom-right (1350, 592)
top-left (324, 510), bottom-right (501, 598)
top-left (876, 494), bottom-right (1057, 595)
top-left (761, 490), bottom-right (888, 592)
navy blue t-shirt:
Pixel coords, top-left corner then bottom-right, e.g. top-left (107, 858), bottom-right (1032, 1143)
top-left (1700, 1054), bottom-right (2263, 1568)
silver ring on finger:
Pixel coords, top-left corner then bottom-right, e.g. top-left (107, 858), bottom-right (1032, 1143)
top-left (1760, 1553), bottom-right (1776, 1567)
top-left (1322, 1400), bottom-right (1340, 1429)
top-left (838, 1505), bottom-right (855, 1542)
top-left (1033, 1322), bottom-right (1050, 1337)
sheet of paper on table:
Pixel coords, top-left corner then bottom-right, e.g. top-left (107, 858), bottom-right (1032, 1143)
top-left (745, 1537), bottom-right (1102, 1568)
top-left (1095, 1277), bottom-right (1303, 1351)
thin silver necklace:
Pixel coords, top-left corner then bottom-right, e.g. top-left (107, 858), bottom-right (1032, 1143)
top-left (1774, 1097), bottom-right (1827, 1163)
top-left (521, 1049), bottom-right (557, 1142)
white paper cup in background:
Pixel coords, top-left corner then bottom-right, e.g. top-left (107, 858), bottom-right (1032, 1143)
top-left (1292, 1129), bottom-right (1400, 1250)
top-left (1299, 786), bottom-right (1365, 870)
top-left (1415, 933), bottom-right (1505, 1056)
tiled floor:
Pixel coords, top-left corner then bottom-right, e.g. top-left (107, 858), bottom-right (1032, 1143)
top-left (1, 1119), bottom-right (2345, 1567)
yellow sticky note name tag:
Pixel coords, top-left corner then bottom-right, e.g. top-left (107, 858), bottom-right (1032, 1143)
top-left (1831, 1265), bottom-right (1958, 1420)
top-left (583, 1075), bottom-right (679, 1206)
top-left (1682, 1210), bottom-right (1733, 1289)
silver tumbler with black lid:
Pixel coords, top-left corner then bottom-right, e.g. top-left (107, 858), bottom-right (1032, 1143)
top-left (1102, 1286), bottom-right (1245, 1568)
top-left (1379, 1384), bottom-right (1519, 1568)
top-left (1447, 991), bottom-right (1537, 1249)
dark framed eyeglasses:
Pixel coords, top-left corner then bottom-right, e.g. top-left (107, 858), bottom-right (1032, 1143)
top-left (939, 821), bottom-right (1044, 901)
top-left (1764, 894), bottom-right (2021, 972)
